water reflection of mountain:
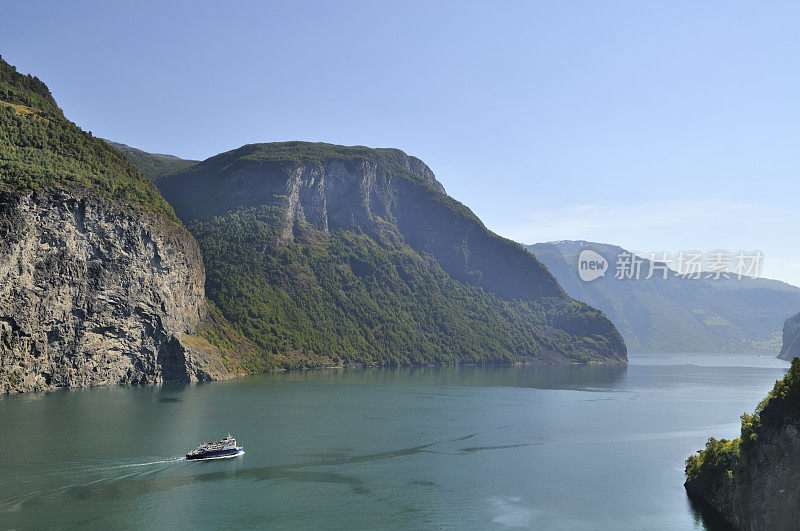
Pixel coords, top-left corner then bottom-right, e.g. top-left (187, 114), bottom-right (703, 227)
top-left (239, 364), bottom-right (629, 392)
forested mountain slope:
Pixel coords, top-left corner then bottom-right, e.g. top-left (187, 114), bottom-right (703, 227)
top-left (154, 142), bottom-right (627, 368)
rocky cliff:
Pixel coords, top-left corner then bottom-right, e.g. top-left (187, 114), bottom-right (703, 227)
top-left (779, 312), bottom-right (800, 361)
top-left (685, 357), bottom-right (800, 529)
top-left (0, 56), bottom-right (259, 393)
top-left (155, 142), bottom-right (626, 367)
top-left (161, 144), bottom-right (563, 302)
top-left (0, 189), bottom-right (237, 392)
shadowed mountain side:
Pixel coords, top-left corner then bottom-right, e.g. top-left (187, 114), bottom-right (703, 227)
top-left (780, 312), bottom-right (800, 360)
top-left (152, 142), bottom-right (626, 367)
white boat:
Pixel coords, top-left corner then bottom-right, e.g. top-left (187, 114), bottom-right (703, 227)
top-left (185, 435), bottom-right (244, 460)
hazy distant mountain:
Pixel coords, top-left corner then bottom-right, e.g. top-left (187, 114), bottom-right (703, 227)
top-left (526, 240), bottom-right (800, 352)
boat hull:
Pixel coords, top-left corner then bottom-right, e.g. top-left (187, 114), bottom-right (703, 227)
top-left (186, 447), bottom-right (244, 460)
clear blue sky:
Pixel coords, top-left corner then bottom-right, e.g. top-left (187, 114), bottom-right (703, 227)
top-left (3, 1), bottom-right (800, 285)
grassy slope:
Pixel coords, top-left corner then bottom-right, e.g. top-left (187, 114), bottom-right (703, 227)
top-left (103, 140), bottom-right (198, 181)
top-left (156, 142), bottom-right (626, 369)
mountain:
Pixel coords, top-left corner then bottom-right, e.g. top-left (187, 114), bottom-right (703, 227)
top-left (527, 241), bottom-right (800, 352)
top-left (0, 56), bottom-right (262, 393)
top-left (153, 142), bottom-right (627, 368)
top-left (104, 140), bottom-right (198, 181)
top-left (780, 312), bottom-right (800, 360)
top-left (684, 357), bottom-right (800, 529)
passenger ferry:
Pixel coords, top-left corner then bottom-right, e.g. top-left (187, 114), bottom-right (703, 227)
top-left (186, 435), bottom-right (244, 460)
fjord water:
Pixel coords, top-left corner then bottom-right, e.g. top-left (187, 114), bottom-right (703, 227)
top-left (0, 353), bottom-right (788, 529)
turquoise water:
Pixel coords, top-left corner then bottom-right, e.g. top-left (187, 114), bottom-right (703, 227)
top-left (0, 352), bottom-right (789, 529)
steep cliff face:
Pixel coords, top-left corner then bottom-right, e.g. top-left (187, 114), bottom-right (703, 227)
top-left (685, 358), bottom-right (800, 529)
top-left (779, 312), bottom-right (800, 360)
top-left (155, 142), bottom-right (626, 367)
top-left (0, 56), bottom-right (259, 393)
top-left (160, 145), bottom-right (563, 301)
top-left (0, 189), bottom-right (243, 392)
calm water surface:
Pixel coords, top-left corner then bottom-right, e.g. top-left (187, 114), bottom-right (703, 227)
top-left (0, 352), bottom-right (789, 529)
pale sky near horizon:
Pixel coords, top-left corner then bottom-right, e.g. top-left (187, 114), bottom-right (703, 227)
top-left (3, 1), bottom-right (800, 285)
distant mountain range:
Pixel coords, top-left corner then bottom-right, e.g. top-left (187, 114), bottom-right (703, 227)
top-left (527, 240), bottom-right (800, 352)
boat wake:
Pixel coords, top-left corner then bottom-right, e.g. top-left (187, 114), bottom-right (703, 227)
top-left (0, 456), bottom-right (190, 513)
top-left (94, 456), bottom-right (188, 470)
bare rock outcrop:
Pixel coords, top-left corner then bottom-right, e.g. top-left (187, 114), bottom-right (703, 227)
top-left (779, 312), bottom-right (800, 361)
top-left (0, 189), bottom-right (239, 393)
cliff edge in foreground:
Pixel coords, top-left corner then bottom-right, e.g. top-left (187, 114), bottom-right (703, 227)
top-left (0, 56), bottom-right (260, 392)
top-left (685, 357), bottom-right (800, 529)
top-left (779, 312), bottom-right (800, 361)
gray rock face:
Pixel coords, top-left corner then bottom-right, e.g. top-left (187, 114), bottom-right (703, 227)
top-left (684, 357), bottom-right (800, 529)
top-left (280, 158), bottom-right (563, 301)
top-left (161, 148), bottom-right (566, 302)
top-left (156, 143), bottom-right (625, 365)
top-left (780, 312), bottom-right (800, 360)
top-left (685, 420), bottom-right (800, 529)
top-left (0, 189), bottom-right (224, 393)
top-left (280, 158), bottom-right (406, 242)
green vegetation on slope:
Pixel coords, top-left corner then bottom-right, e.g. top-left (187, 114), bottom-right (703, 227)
top-left (181, 302), bottom-right (271, 375)
top-left (0, 56), bottom-right (260, 382)
top-left (685, 357), bottom-right (800, 528)
top-left (194, 209), bottom-right (614, 368)
top-left (198, 141), bottom-right (441, 184)
top-left (103, 140), bottom-right (198, 181)
top-left (0, 56), bottom-right (177, 221)
top-left (0, 57), bottom-right (60, 116)
top-left (155, 142), bottom-right (626, 369)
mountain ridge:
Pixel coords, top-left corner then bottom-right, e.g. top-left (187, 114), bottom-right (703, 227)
top-left (104, 140), bottom-right (199, 181)
top-left (152, 142), bottom-right (626, 367)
